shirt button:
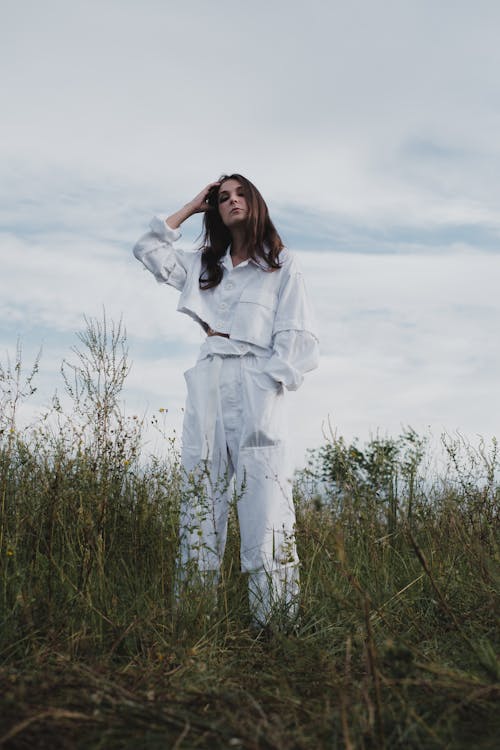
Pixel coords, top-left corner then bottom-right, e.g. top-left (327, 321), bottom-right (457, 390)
top-left (219, 303), bottom-right (227, 310)
top-left (226, 282), bottom-right (234, 290)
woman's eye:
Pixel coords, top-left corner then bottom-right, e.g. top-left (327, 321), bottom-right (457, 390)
top-left (219, 195), bottom-right (228, 204)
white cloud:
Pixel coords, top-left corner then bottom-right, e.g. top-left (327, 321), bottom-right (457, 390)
top-left (2, 231), bottom-right (499, 466)
top-left (3, 1), bottom-right (500, 230)
top-left (2, 1), bottom-right (499, 467)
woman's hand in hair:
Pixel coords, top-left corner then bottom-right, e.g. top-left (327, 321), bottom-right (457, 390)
top-left (166, 182), bottom-right (220, 230)
top-left (188, 182), bottom-right (221, 213)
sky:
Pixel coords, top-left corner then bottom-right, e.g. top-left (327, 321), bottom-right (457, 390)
top-left (2, 0), bottom-right (499, 467)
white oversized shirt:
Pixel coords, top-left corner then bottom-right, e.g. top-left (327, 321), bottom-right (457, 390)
top-left (133, 215), bottom-right (319, 391)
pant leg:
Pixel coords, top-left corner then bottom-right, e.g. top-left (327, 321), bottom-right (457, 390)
top-left (177, 354), bottom-right (300, 625)
top-left (178, 358), bottom-right (234, 581)
top-left (234, 355), bottom-right (300, 626)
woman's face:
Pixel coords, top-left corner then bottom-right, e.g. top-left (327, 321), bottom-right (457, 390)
top-left (217, 179), bottom-right (249, 229)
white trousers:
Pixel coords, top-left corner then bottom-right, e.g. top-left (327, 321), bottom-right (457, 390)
top-left (178, 354), bottom-right (299, 626)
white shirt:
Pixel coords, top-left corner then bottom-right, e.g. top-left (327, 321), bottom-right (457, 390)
top-left (133, 216), bottom-right (319, 391)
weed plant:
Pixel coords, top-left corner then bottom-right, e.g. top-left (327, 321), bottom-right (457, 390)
top-left (0, 317), bottom-right (498, 749)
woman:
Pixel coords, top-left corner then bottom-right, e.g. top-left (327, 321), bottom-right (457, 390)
top-left (133, 174), bottom-right (319, 627)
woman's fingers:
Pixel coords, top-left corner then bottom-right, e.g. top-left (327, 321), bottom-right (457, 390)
top-left (190, 181), bottom-right (221, 212)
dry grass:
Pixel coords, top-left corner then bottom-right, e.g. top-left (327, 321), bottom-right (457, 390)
top-left (1, 318), bottom-right (498, 749)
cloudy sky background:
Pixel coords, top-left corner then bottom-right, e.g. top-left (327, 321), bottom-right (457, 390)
top-left (2, 0), bottom-right (499, 466)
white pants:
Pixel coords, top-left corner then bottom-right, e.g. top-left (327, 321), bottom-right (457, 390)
top-left (178, 354), bottom-right (299, 626)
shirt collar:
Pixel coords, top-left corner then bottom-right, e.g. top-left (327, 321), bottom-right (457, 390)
top-left (222, 245), bottom-right (277, 272)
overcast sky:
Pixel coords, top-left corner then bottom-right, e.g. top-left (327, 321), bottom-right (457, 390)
top-left (2, 0), bottom-right (499, 466)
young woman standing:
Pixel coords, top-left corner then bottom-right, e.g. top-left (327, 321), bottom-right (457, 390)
top-left (133, 175), bottom-right (319, 627)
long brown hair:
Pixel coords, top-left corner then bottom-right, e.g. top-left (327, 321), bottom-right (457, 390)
top-left (199, 174), bottom-right (284, 289)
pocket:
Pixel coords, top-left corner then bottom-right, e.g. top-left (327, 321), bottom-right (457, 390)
top-left (253, 371), bottom-right (282, 393)
top-left (239, 288), bottom-right (277, 311)
top-left (183, 358), bottom-right (214, 386)
top-left (182, 364), bottom-right (206, 456)
top-left (182, 358), bottom-right (222, 463)
top-left (240, 368), bottom-right (285, 449)
top-left (183, 363), bottom-right (197, 382)
top-left (242, 355), bottom-right (281, 393)
top-left (232, 291), bottom-right (277, 348)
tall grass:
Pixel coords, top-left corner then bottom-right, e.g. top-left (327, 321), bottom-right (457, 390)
top-left (0, 316), bottom-right (498, 749)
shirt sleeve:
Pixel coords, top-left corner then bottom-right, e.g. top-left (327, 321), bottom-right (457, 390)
top-left (132, 215), bottom-right (194, 291)
top-left (259, 261), bottom-right (320, 391)
top-left (259, 329), bottom-right (319, 391)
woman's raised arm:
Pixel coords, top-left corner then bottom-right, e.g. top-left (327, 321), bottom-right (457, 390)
top-left (166, 181), bottom-right (220, 229)
top-left (133, 182), bottom-right (220, 291)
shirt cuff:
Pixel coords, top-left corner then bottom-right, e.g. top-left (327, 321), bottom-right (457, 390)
top-left (149, 215), bottom-right (182, 243)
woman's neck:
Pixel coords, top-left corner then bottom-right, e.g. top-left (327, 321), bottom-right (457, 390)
top-left (230, 227), bottom-right (249, 261)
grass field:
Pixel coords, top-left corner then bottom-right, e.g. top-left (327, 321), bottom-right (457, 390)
top-left (1, 320), bottom-right (498, 749)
